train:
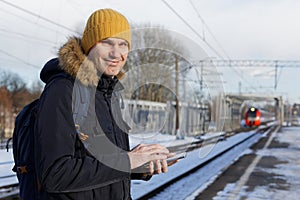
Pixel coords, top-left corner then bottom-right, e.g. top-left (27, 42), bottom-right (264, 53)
top-left (244, 107), bottom-right (276, 127)
top-left (245, 107), bottom-right (261, 126)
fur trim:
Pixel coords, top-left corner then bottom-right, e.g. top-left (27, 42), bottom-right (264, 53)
top-left (58, 37), bottom-right (99, 86)
top-left (58, 37), bottom-right (126, 86)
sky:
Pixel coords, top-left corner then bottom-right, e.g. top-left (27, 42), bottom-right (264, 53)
top-left (1, 0), bottom-right (300, 103)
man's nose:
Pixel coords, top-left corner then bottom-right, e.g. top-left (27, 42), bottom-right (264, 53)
top-left (109, 45), bottom-right (123, 58)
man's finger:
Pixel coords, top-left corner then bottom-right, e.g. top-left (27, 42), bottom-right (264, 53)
top-left (149, 161), bottom-right (154, 174)
top-left (161, 159), bottom-right (168, 173)
top-left (155, 160), bottom-right (162, 174)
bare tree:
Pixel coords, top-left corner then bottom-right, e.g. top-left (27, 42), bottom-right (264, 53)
top-left (0, 70), bottom-right (42, 138)
top-left (0, 71), bottom-right (28, 113)
top-left (0, 86), bottom-right (12, 140)
top-left (122, 24), bottom-right (191, 102)
top-left (29, 80), bottom-right (44, 100)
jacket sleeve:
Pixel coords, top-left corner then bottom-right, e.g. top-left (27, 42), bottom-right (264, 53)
top-left (34, 79), bottom-right (130, 193)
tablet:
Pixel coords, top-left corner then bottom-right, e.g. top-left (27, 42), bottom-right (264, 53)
top-left (166, 152), bottom-right (186, 164)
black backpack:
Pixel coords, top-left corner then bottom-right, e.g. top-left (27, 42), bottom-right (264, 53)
top-left (12, 99), bottom-right (40, 199)
top-left (11, 78), bottom-right (90, 200)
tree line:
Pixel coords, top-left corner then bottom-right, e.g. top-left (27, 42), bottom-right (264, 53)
top-left (0, 71), bottom-right (43, 140)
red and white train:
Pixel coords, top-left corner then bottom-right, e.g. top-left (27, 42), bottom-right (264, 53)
top-left (244, 107), bottom-right (275, 127)
top-left (245, 107), bottom-right (261, 126)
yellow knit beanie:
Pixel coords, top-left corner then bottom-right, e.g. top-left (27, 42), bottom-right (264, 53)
top-left (81, 9), bottom-right (131, 54)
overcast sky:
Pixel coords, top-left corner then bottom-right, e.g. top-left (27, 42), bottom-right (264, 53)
top-left (1, 0), bottom-right (300, 103)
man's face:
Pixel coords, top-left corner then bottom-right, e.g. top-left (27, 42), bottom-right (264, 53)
top-left (88, 37), bottom-right (129, 77)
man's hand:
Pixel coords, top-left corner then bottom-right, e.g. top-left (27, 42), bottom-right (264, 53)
top-left (128, 144), bottom-right (175, 174)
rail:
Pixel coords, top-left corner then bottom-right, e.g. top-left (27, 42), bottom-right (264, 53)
top-left (131, 123), bottom-right (278, 199)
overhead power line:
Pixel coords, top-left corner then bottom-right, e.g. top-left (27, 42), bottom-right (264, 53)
top-left (205, 59), bottom-right (300, 91)
top-left (0, 0), bottom-right (79, 34)
top-left (209, 59), bottom-right (300, 67)
top-left (0, 7), bottom-right (71, 36)
top-left (161, 0), bottom-right (224, 59)
top-left (188, 0), bottom-right (232, 60)
top-left (161, 0), bottom-right (249, 89)
top-left (0, 28), bottom-right (55, 45)
top-left (0, 49), bottom-right (40, 69)
top-left (187, 0), bottom-right (250, 89)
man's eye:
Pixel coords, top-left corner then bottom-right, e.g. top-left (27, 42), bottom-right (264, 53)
top-left (102, 40), bottom-right (113, 46)
top-left (120, 42), bottom-right (128, 47)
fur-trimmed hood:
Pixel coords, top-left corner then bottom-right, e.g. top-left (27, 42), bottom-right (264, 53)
top-left (40, 37), bottom-right (125, 86)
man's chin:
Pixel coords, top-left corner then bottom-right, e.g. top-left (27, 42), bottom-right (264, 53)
top-left (104, 71), bottom-right (119, 77)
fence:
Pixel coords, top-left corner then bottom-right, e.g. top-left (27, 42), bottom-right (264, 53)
top-left (122, 99), bottom-right (211, 136)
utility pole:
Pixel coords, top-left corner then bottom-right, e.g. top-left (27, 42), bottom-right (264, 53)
top-left (200, 60), bottom-right (203, 92)
top-left (175, 55), bottom-right (181, 139)
top-left (274, 60), bottom-right (278, 90)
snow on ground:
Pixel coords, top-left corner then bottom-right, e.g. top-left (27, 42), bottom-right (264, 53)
top-left (212, 126), bottom-right (300, 200)
top-left (0, 130), bottom-right (256, 199)
top-left (240, 127), bottom-right (300, 200)
top-left (0, 148), bottom-right (17, 188)
top-left (128, 132), bottom-right (197, 149)
top-left (131, 130), bottom-right (258, 199)
top-left (153, 134), bottom-right (262, 200)
top-left (0, 148), bottom-right (14, 163)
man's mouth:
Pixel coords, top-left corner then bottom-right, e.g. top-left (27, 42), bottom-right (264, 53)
top-left (105, 59), bottom-right (120, 66)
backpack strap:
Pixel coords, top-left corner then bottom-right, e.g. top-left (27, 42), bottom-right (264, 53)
top-left (114, 91), bottom-right (125, 109)
top-left (72, 80), bottom-right (91, 127)
top-left (45, 75), bottom-right (92, 127)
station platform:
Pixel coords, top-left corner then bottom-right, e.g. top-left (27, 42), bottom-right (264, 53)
top-left (195, 126), bottom-right (300, 200)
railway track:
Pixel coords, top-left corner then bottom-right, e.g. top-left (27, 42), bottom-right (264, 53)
top-left (132, 124), bottom-right (278, 200)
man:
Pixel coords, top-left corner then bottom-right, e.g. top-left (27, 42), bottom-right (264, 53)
top-left (35, 8), bottom-right (174, 200)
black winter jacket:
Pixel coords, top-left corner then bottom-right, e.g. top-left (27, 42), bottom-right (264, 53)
top-left (34, 38), bottom-right (133, 200)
